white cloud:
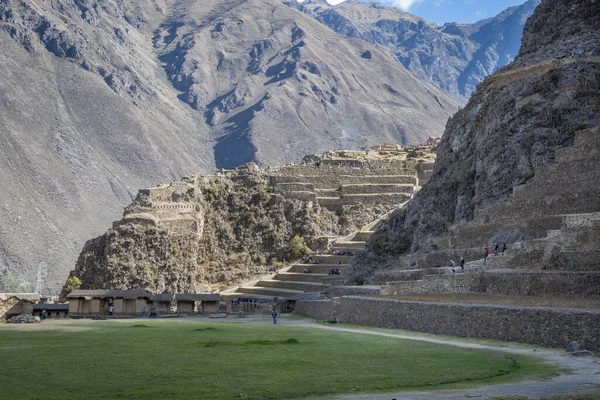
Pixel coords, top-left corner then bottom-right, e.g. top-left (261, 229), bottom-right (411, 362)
top-left (475, 9), bottom-right (487, 17)
top-left (296, 0), bottom-right (423, 11)
top-left (387, 0), bottom-right (424, 10)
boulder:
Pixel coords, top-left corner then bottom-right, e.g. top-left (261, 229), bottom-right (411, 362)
top-left (566, 340), bottom-right (580, 352)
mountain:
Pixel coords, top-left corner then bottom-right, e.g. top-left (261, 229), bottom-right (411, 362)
top-left (289, 0), bottom-right (541, 102)
top-left (356, 0), bottom-right (600, 269)
top-left (0, 0), bottom-right (458, 293)
top-left (153, 0), bottom-right (459, 169)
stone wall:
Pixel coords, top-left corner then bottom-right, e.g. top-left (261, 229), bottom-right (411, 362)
top-left (270, 175), bottom-right (418, 188)
top-left (382, 270), bottom-right (486, 294)
top-left (341, 184), bottom-right (414, 195)
top-left (484, 270), bottom-right (600, 298)
top-left (295, 296), bottom-right (600, 351)
top-left (0, 298), bottom-right (33, 319)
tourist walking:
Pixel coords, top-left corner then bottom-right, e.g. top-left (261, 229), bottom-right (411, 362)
top-left (502, 243), bottom-right (507, 256)
top-left (149, 307), bottom-right (157, 318)
top-left (494, 242), bottom-right (499, 256)
top-left (460, 257), bottom-right (465, 271)
top-left (108, 305), bottom-right (114, 317)
top-left (142, 306), bottom-right (147, 318)
top-left (271, 309), bottom-right (279, 325)
top-left (483, 247), bottom-right (489, 265)
top-left (449, 259), bottom-right (455, 274)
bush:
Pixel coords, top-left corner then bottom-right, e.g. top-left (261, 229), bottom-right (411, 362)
top-left (287, 235), bottom-right (308, 260)
top-left (63, 275), bottom-right (82, 293)
top-left (350, 275), bottom-right (365, 286)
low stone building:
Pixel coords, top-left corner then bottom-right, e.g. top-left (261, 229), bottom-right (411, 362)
top-left (67, 290), bottom-right (152, 316)
top-left (33, 303), bottom-right (70, 319)
top-left (174, 294), bottom-right (220, 314)
top-left (150, 294), bottom-right (173, 315)
top-left (0, 297), bottom-right (34, 320)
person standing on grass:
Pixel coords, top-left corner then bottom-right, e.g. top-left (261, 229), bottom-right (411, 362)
top-left (502, 243), bottom-right (507, 256)
top-left (271, 309), bottom-right (279, 325)
top-left (484, 247), bottom-right (489, 265)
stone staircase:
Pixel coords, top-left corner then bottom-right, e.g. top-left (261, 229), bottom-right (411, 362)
top-left (222, 207), bottom-right (404, 306)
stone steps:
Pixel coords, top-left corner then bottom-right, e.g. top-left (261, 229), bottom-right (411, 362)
top-left (257, 279), bottom-right (326, 292)
top-left (331, 241), bottom-right (366, 249)
top-left (289, 264), bottom-right (350, 274)
top-left (309, 254), bottom-right (355, 264)
top-left (351, 231), bottom-right (375, 241)
top-left (274, 272), bottom-right (332, 283)
top-left (236, 286), bottom-right (304, 297)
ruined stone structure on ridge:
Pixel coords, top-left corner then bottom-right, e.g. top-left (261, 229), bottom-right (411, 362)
top-left (119, 145), bottom-right (436, 231)
top-left (268, 145), bottom-right (434, 213)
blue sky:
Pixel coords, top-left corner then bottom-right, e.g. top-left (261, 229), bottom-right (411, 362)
top-left (401, 0), bottom-right (529, 24)
top-left (320, 0), bottom-right (530, 25)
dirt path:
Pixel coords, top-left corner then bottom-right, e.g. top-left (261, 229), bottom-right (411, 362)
top-left (189, 315), bottom-right (600, 400)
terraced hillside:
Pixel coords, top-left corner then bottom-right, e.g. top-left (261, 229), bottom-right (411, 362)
top-left (63, 146), bottom-right (429, 296)
top-left (296, 0), bottom-right (600, 352)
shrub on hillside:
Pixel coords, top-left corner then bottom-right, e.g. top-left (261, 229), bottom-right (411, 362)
top-left (287, 235), bottom-right (308, 260)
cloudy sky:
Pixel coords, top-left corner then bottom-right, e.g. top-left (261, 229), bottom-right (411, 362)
top-left (300, 0), bottom-right (530, 25)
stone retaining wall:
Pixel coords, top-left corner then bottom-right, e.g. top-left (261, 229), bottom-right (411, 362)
top-left (274, 166), bottom-right (416, 176)
top-left (484, 270), bottom-right (600, 297)
top-left (382, 270), bottom-right (486, 294)
top-left (341, 184), bottom-right (414, 195)
top-left (295, 296), bottom-right (600, 351)
top-left (270, 175), bottom-right (418, 187)
top-left (282, 191), bottom-right (317, 202)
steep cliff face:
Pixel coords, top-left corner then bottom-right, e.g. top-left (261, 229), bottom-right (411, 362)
top-left (67, 168), bottom-right (389, 295)
top-left (290, 0), bottom-right (541, 102)
top-left (0, 0), bottom-right (458, 293)
top-left (357, 0), bottom-right (600, 266)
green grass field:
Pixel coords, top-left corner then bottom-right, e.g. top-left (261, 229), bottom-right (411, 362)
top-left (0, 320), bottom-right (558, 400)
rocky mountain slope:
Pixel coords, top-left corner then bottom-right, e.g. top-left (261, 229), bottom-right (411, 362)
top-left (0, 0), bottom-right (459, 293)
top-left (356, 0), bottom-right (600, 268)
top-left (153, 0), bottom-right (459, 169)
top-left (0, 0), bottom-right (215, 294)
top-left (290, 0), bottom-right (541, 102)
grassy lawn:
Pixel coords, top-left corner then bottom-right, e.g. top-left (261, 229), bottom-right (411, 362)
top-left (0, 320), bottom-right (558, 400)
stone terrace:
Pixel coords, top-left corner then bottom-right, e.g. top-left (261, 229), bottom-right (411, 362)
top-left (296, 128), bottom-right (600, 351)
top-left (220, 208), bottom-right (402, 307)
top-left (266, 147), bottom-right (436, 213)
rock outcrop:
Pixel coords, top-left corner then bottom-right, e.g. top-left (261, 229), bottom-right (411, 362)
top-left (290, 0), bottom-right (541, 102)
top-left (356, 0), bottom-right (600, 270)
top-left (64, 145), bottom-right (434, 296)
